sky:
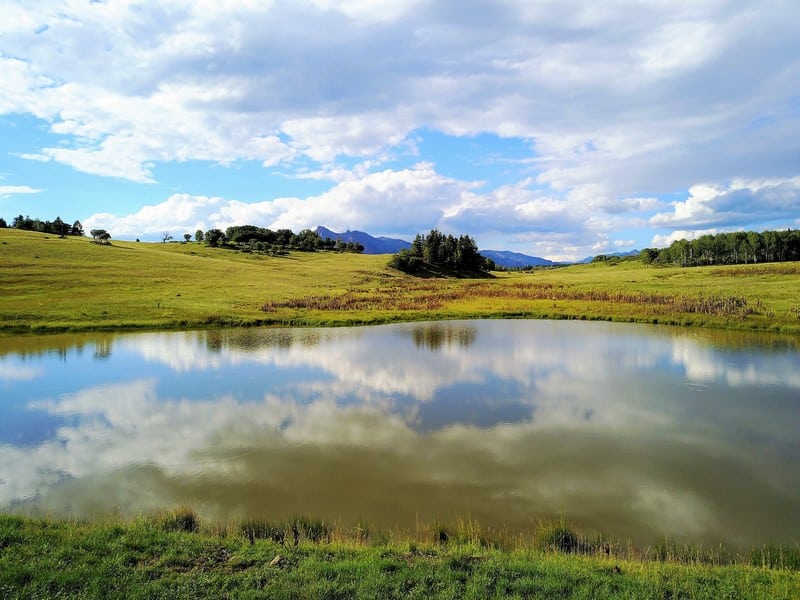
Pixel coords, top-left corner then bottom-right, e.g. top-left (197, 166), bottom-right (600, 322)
top-left (1, 0), bottom-right (799, 261)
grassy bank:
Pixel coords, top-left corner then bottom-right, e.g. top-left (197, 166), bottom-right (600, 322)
top-left (2, 228), bottom-right (799, 334)
top-left (2, 513), bottom-right (799, 599)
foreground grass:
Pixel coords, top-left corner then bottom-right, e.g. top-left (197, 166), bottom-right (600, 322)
top-left (2, 228), bottom-right (799, 334)
top-left (2, 513), bottom-right (798, 599)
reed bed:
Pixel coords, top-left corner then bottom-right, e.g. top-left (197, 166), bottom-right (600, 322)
top-left (262, 280), bottom-right (763, 320)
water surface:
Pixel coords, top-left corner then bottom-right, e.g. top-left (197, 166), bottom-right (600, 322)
top-left (1, 320), bottom-right (798, 547)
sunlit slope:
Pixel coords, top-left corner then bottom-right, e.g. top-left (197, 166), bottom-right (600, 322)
top-left (1, 228), bottom-right (799, 333)
top-left (0, 228), bottom-right (389, 330)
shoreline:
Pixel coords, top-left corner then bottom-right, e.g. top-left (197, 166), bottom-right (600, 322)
top-left (3, 309), bottom-right (800, 337)
top-left (1, 512), bottom-right (798, 599)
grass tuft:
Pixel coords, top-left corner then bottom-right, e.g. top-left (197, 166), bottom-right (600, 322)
top-left (158, 507), bottom-right (200, 533)
top-left (535, 519), bottom-right (605, 555)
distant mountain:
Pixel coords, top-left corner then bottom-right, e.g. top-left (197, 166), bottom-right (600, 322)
top-left (315, 226), bottom-right (411, 254)
top-left (578, 249), bottom-right (640, 264)
top-left (479, 249), bottom-right (556, 268)
top-left (314, 227), bottom-right (557, 266)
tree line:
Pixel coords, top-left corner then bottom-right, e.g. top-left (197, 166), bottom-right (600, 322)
top-left (389, 229), bottom-right (495, 274)
top-left (3, 214), bottom-right (84, 237)
top-left (197, 225), bottom-right (364, 255)
top-left (640, 229), bottom-right (800, 266)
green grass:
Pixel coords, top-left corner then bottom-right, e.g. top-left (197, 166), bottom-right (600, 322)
top-left (1, 513), bottom-right (798, 599)
top-left (2, 228), bottom-right (800, 334)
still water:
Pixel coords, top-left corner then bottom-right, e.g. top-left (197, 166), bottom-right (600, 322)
top-left (1, 320), bottom-right (798, 546)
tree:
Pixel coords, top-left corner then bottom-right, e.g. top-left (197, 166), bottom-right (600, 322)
top-left (226, 225), bottom-right (275, 244)
top-left (204, 228), bottom-right (226, 247)
top-left (456, 235), bottom-right (481, 270)
top-left (390, 229), bottom-right (489, 275)
top-left (195, 229), bottom-right (204, 242)
top-left (162, 231), bottom-right (173, 243)
top-left (71, 220), bottom-right (84, 236)
top-left (411, 234), bottom-right (424, 258)
top-left (13, 215), bottom-right (32, 230)
top-left (274, 229), bottom-right (294, 248)
top-left (639, 248), bottom-right (658, 264)
top-left (90, 229), bottom-right (111, 245)
top-left (293, 228), bottom-right (321, 251)
top-left (0, 217), bottom-right (7, 228)
top-left (51, 216), bottom-right (65, 238)
top-left (183, 233), bottom-right (192, 243)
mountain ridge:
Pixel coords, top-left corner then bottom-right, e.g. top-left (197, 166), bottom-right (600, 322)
top-left (479, 249), bottom-right (556, 268)
top-left (315, 226), bottom-right (556, 268)
top-left (314, 226), bottom-right (411, 254)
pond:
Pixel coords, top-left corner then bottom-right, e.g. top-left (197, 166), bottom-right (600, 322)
top-left (1, 320), bottom-right (798, 547)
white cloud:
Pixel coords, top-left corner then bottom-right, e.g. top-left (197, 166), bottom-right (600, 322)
top-left (84, 164), bottom-right (473, 238)
top-left (650, 177), bottom-right (800, 228)
top-left (80, 162), bottom-right (647, 260)
top-left (0, 185), bottom-right (42, 196)
top-left (83, 194), bottom-right (228, 237)
top-left (1, 0), bottom-right (799, 252)
top-left (2, 1), bottom-right (796, 187)
top-left (650, 228), bottom-right (724, 248)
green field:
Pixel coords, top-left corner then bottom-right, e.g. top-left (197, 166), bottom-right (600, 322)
top-left (1, 513), bottom-right (798, 599)
top-left (2, 229), bottom-right (800, 597)
top-left (2, 228), bottom-right (799, 334)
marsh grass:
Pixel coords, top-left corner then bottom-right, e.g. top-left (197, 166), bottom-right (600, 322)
top-left (261, 280), bottom-right (763, 320)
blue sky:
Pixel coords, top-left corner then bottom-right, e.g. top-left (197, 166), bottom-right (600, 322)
top-left (1, 0), bottom-right (799, 260)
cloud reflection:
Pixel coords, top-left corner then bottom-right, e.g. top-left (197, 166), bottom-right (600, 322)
top-left (1, 321), bottom-right (798, 547)
top-left (0, 361), bottom-right (42, 382)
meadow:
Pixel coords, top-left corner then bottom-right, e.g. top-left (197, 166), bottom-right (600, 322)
top-left (1, 512), bottom-right (799, 599)
top-left (2, 228), bottom-right (800, 597)
top-left (1, 227), bottom-right (799, 334)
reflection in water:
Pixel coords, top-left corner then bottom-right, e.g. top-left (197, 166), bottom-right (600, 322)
top-left (0, 320), bottom-right (798, 547)
top-left (409, 323), bottom-right (477, 350)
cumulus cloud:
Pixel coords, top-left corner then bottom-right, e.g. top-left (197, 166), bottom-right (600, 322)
top-left (650, 228), bottom-right (725, 248)
top-left (650, 177), bottom-right (800, 229)
top-left (2, 0), bottom-right (799, 253)
top-left (82, 163), bottom-right (649, 258)
top-left (84, 164), bottom-right (474, 238)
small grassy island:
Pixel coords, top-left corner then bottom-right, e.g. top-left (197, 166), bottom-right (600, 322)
top-left (2, 227), bottom-right (799, 598)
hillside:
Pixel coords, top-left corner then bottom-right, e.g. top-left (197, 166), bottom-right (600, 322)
top-left (2, 227), bottom-right (799, 334)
